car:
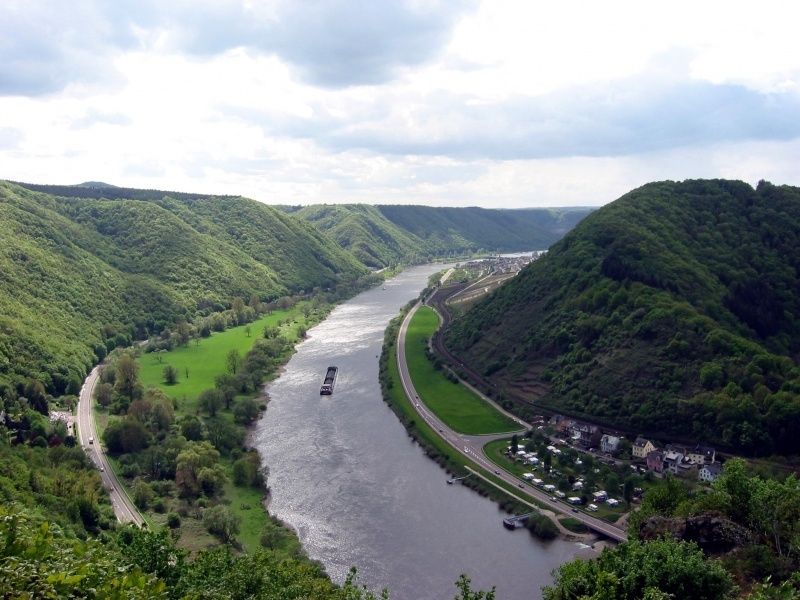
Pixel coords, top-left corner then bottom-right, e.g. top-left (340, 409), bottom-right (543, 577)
top-left (571, 508), bottom-right (579, 513)
top-left (551, 496), bottom-right (557, 501)
top-left (464, 446), bottom-right (469, 453)
top-left (494, 470), bottom-right (500, 475)
top-left (518, 483), bottom-right (524, 488)
top-left (99, 466), bottom-right (104, 472)
top-left (438, 428), bottom-right (443, 433)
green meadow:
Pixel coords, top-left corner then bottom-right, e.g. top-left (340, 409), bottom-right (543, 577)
top-left (138, 307), bottom-right (306, 410)
top-left (405, 306), bottom-right (518, 435)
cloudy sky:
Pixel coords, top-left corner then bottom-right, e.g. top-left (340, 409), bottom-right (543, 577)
top-left (2, 1), bottom-right (800, 207)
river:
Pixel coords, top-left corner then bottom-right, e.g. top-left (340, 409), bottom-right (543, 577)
top-left (252, 265), bottom-right (578, 599)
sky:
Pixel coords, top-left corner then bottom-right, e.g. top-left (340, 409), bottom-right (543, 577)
top-left (2, 1), bottom-right (800, 208)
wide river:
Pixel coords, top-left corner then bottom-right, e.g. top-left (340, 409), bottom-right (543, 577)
top-left (253, 265), bottom-right (578, 599)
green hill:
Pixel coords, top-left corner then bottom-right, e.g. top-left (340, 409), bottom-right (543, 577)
top-left (0, 181), bottom-right (366, 392)
top-left (289, 204), bottom-right (593, 268)
top-left (291, 204), bottom-right (421, 267)
top-left (444, 179), bottom-right (800, 456)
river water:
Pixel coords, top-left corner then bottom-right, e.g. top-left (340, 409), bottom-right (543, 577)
top-left (252, 265), bottom-right (578, 599)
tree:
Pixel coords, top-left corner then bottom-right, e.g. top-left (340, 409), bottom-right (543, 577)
top-left (95, 382), bottom-right (113, 407)
top-left (24, 379), bottom-right (48, 415)
top-left (214, 374), bottom-right (237, 409)
top-left (167, 512), bottom-right (181, 529)
top-left (543, 538), bottom-right (734, 600)
top-left (454, 574), bottom-right (496, 600)
top-left (104, 419), bottom-right (150, 454)
top-left (231, 297), bottom-right (246, 324)
top-left (205, 417), bottom-right (243, 455)
top-left (198, 389), bottom-right (223, 418)
top-left (175, 441), bottom-right (225, 498)
top-left (511, 434), bottom-right (518, 454)
top-left (180, 416), bottom-right (204, 441)
top-left (175, 321), bottom-right (192, 346)
top-left (245, 325), bottom-right (251, 338)
top-left (163, 365), bottom-right (178, 385)
top-left (714, 458), bottom-right (754, 525)
top-left (115, 353), bottom-right (141, 403)
top-left (232, 452), bottom-right (262, 487)
top-left (133, 479), bottom-right (154, 509)
top-left (203, 505), bottom-right (240, 543)
top-left (623, 476), bottom-right (636, 505)
top-left (233, 397), bottom-right (260, 425)
top-left (226, 349), bottom-right (241, 375)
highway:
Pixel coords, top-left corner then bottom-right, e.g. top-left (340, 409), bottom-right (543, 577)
top-left (396, 302), bottom-right (627, 543)
top-left (77, 366), bottom-right (144, 526)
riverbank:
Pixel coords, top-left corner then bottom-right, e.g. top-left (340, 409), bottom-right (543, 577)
top-left (378, 303), bottom-right (572, 541)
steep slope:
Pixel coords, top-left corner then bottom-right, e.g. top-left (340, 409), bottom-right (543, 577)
top-left (289, 204), bottom-right (593, 267)
top-left (445, 179), bottom-right (800, 456)
top-left (292, 204), bottom-right (420, 268)
top-left (0, 182), bottom-right (366, 391)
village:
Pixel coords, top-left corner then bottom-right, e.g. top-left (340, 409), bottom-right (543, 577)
top-left (491, 413), bottom-right (724, 524)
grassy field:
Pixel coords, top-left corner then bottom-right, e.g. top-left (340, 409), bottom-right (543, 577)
top-left (405, 306), bottom-right (518, 434)
top-left (138, 308), bottom-right (305, 409)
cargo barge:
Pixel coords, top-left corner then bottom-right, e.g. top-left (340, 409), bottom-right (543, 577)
top-left (320, 366), bottom-right (338, 395)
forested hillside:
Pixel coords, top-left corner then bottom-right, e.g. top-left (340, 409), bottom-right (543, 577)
top-left (289, 203), bottom-right (592, 268)
top-left (0, 181), bottom-right (366, 393)
top-left (445, 179), bottom-right (800, 456)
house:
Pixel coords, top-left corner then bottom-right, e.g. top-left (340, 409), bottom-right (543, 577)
top-left (677, 461), bottom-right (698, 478)
top-left (646, 450), bottom-right (665, 473)
top-left (550, 415), bottom-right (574, 433)
top-left (663, 450), bottom-right (684, 475)
top-left (698, 462), bottom-right (723, 483)
top-left (632, 436), bottom-right (656, 459)
top-left (686, 444), bottom-right (716, 465)
top-left (600, 434), bottom-right (621, 454)
top-left (568, 422), bottom-right (603, 448)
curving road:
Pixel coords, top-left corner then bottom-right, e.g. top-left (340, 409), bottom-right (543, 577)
top-left (77, 366), bottom-right (144, 526)
top-left (396, 302), bottom-right (627, 543)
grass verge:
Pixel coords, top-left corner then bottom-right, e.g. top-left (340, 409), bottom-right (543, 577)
top-left (405, 306), bottom-right (518, 434)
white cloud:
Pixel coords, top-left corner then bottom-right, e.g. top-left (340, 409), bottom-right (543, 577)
top-left (1, 0), bottom-right (800, 207)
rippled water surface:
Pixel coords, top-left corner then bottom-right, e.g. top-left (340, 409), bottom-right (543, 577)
top-left (253, 265), bottom-right (577, 599)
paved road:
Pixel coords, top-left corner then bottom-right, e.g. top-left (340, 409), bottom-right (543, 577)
top-left (397, 302), bottom-right (627, 543)
top-left (77, 366), bottom-right (144, 526)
